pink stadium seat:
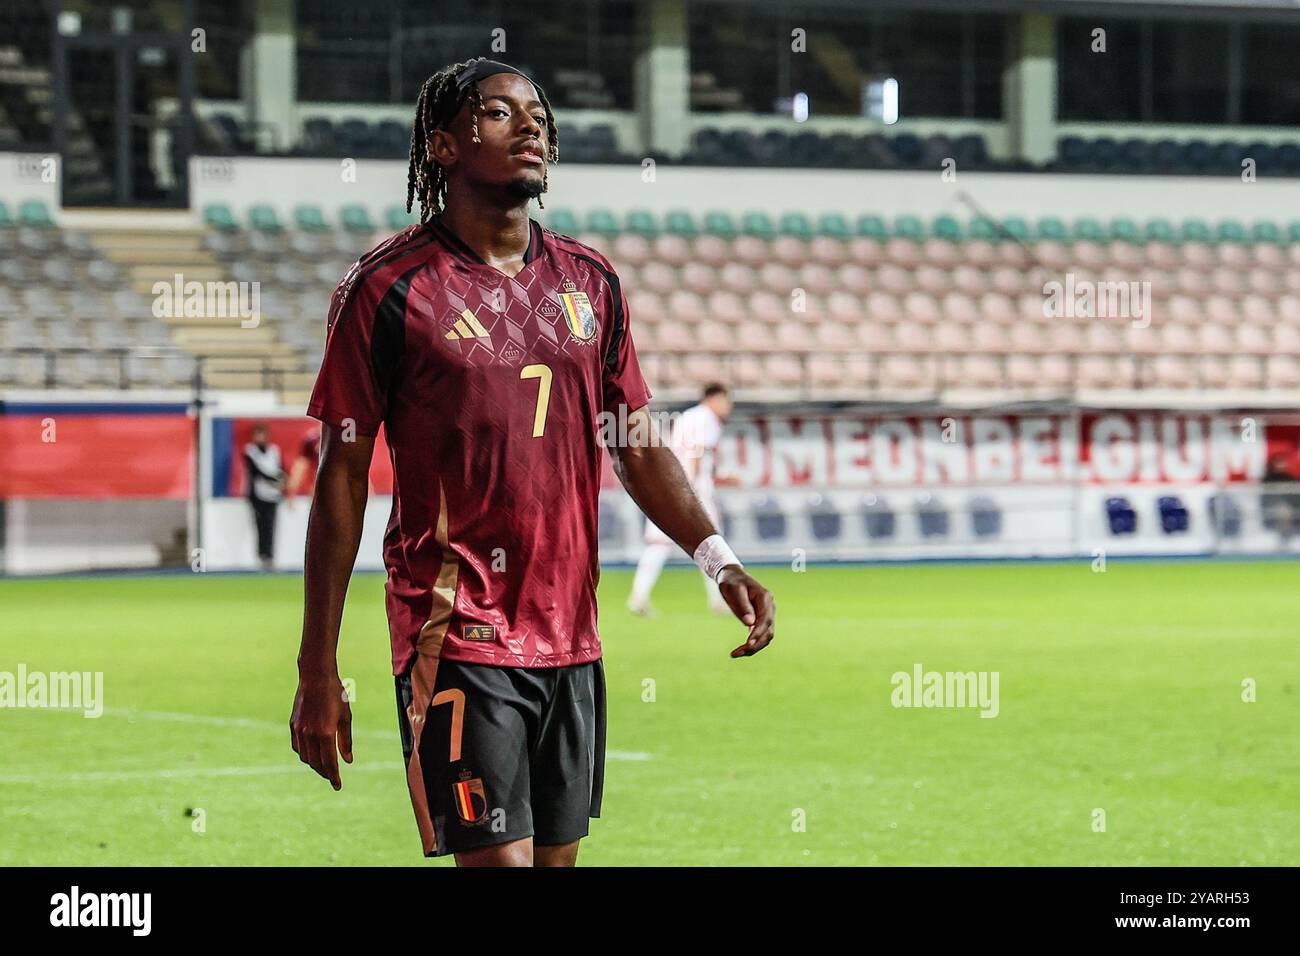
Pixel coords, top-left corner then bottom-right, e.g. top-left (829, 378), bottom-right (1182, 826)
top-left (1049, 322), bottom-right (1085, 352)
top-left (808, 236), bottom-right (846, 268)
top-left (951, 265), bottom-right (989, 296)
top-left (1161, 324), bottom-right (1197, 353)
top-left (854, 322), bottom-right (892, 350)
top-left (876, 264), bottom-right (913, 295)
top-left (797, 263), bottom-right (836, 297)
top-left (865, 291), bottom-right (903, 323)
top-left (719, 262), bottom-right (758, 295)
top-left (770, 236), bottom-right (807, 269)
top-left (1039, 355), bottom-right (1073, 388)
top-left (758, 262), bottom-right (797, 296)
top-left (1007, 354), bottom-right (1040, 387)
top-left (732, 235), bottom-right (771, 268)
top-left (666, 289), bottom-right (706, 322)
top-left (1167, 295), bottom-right (1204, 325)
top-left (838, 263), bottom-right (872, 295)
top-left (826, 290), bottom-right (864, 320)
top-left (808, 354), bottom-right (845, 389)
top-left (1235, 323), bottom-right (1271, 352)
top-left (765, 354), bottom-right (806, 387)
top-left (743, 290), bottom-right (784, 324)
top-left (1203, 295), bottom-right (1240, 325)
top-left (1180, 242), bottom-right (1216, 269)
top-left (1032, 240), bottom-right (1070, 271)
top-left (628, 289), bottom-right (668, 323)
top-left (634, 320), bottom-right (658, 349)
top-left (846, 237), bottom-right (884, 267)
top-left (1009, 323), bottom-right (1048, 353)
top-left (954, 355), bottom-right (1005, 388)
top-left (962, 239), bottom-right (997, 268)
top-left (996, 242), bottom-right (1031, 269)
top-left (1175, 267), bottom-right (1211, 297)
top-left (1086, 323), bottom-right (1123, 354)
top-left (971, 323), bottom-right (1010, 352)
top-left (651, 234), bottom-right (691, 267)
top-left (692, 234), bottom-right (730, 268)
top-left (1266, 355), bottom-right (1300, 387)
top-left (914, 265), bottom-right (951, 296)
top-left (921, 238), bottom-right (959, 268)
top-left (697, 320), bottom-right (738, 350)
top-left (1280, 296), bottom-right (1300, 323)
top-left (611, 234), bottom-right (651, 268)
top-left (942, 292), bottom-right (981, 324)
top-left (1077, 356), bottom-right (1120, 388)
top-left (654, 319), bottom-right (695, 350)
top-left (1072, 241), bottom-right (1108, 271)
top-left (1198, 356), bottom-right (1230, 388)
top-left (682, 354), bottom-right (728, 385)
top-left (1197, 324), bottom-right (1235, 354)
top-left (1273, 324), bottom-right (1300, 351)
top-left (1107, 240), bottom-right (1145, 269)
top-left (732, 354), bottom-right (768, 388)
top-left (774, 321), bottom-right (811, 349)
top-left (986, 267), bottom-right (1021, 296)
top-left (895, 322), bottom-right (934, 351)
top-left (903, 292), bottom-right (943, 324)
top-left (1124, 324), bottom-right (1161, 354)
top-left (1211, 268), bottom-right (1247, 297)
top-left (1283, 272), bottom-right (1300, 296)
top-left (639, 261), bottom-right (678, 296)
top-left (1144, 242), bottom-right (1180, 270)
top-left (1216, 244), bottom-right (1252, 269)
top-left (878, 355), bottom-right (934, 390)
top-left (681, 262), bottom-right (718, 296)
top-left (706, 290), bottom-right (746, 324)
top-left (978, 292), bottom-right (1016, 324)
top-left (814, 321), bottom-right (857, 349)
top-left (884, 238), bottom-right (921, 268)
top-left (1152, 355), bottom-right (1195, 388)
top-left (1246, 269), bottom-right (1281, 297)
top-left (1019, 292), bottom-right (1049, 323)
top-left (738, 320), bottom-right (776, 348)
top-left (934, 324), bottom-right (970, 352)
top-left (1228, 355), bottom-right (1266, 388)
top-left (1252, 244), bottom-right (1286, 269)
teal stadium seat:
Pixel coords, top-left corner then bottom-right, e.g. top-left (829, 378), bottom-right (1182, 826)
top-left (1144, 218), bottom-right (1177, 243)
top-left (0, 200), bottom-right (14, 228)
top-left (968, 218), bottom-right (999, 240)
top-left (248, 204), bottom-right (284, 232)
top-left (19, 199), bottom-right (55, 228)
top-left (339, 204), bottom-right (376, 233)
top-left (816, 213), bottom-right (851, 238)
top-left (1036, 216), bottom-right (1068, 241)
top-left (1001, 217), bottom-right (1032, 241)
top-left (203, 203), bottom-right (239, 232)
top-left (1108, 218), bottom-right (1140, 242)
top-left (894, 214), bottom-right (925, 240)
top-left (741, 211), bottom-right (776, 238)
top-left (855, 214), bottom-right (887, 239)
top-left (294, 205), bottom-right (330, 232)
top-left (779, 212), bottom-right (813, 239)
top-left (1215, 220), bottom-right (1248, 243)
top-left (1251, 221), bottom-right (1282, 244)
top-left (584, 209), bottom-right (619, 236)
top-left (544, 209), bottom-right (581, 235)
top-left (1180, 219), bottom-right (1212, 243)
top-left (624, 209), bottom-right (658, 237)
top-left (386, 205), bottom-right (419, 231)
top-left (664, 209), bottom-right (698, 237)
top-left (1072, 218), bottom-right (1106, 242)
top-left (702, 210), bottom-right (737, 238)
top-left (931, 215), bottom-right (962, 240)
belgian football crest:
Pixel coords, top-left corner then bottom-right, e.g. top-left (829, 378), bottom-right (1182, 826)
top-left (453, 772), bottom-right (489, 826)
top-left (557, 278), bottom-right (597, 343)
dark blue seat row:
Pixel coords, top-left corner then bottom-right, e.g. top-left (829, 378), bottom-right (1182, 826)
top-left (1055, 135), bottom-right (1300, 176)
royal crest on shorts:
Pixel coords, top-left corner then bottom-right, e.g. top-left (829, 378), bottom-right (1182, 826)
top-left (557, 280), bottom-right (598, 343)
top-left (453, 773), bottom-right (489, 826)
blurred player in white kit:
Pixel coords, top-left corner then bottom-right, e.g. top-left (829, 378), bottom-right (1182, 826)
top-left (628, 383), bottom-right (737, 616)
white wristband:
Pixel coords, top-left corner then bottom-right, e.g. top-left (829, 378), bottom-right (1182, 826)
top-left (693, 534), bottom-right (742, 582)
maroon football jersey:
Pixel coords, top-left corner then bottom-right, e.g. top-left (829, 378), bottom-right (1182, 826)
top-left (307, 216), bottom-right (651, 674)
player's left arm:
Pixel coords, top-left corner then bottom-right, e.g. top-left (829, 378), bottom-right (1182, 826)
top-left (610, 405), bottom-right (775, 657)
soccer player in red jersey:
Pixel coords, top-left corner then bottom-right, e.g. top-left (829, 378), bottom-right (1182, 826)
top-left (289, 58), bottom-right (775, 867)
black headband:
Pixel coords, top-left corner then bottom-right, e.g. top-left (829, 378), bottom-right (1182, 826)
top-left (453, 58), bottom-right (546, 98)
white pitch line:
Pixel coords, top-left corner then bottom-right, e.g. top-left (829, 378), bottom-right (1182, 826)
top-left (0, 763), bottom-right (406, 785)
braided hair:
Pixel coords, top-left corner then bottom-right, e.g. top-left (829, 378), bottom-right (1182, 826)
top-left (405, 59), bottom-right (560, 222)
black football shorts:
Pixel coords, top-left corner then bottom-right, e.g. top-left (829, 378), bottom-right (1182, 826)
top-left (395, 656), bottom-right (606, 858)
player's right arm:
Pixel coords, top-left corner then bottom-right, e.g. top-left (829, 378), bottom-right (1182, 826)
top-left (290, 423), bottom-right (373, 791)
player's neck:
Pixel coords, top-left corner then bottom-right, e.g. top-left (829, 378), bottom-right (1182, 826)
top-left (436, 193), bottom-right (532, 264)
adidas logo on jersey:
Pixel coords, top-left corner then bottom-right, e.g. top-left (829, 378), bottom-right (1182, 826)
top-left (445, 309), bottom-right (491, 341)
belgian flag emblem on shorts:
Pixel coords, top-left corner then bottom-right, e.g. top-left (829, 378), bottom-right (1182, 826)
top-left (453, 775), bottom-right (489, 825)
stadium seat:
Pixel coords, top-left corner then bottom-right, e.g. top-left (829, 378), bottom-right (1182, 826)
top-left (894, 214), bottom-right (925, 241)
top-left (969, 496), bottom-right (1002, 537)
top-left (386, 205), bottom-right (419, 231)
top-left (0, 200), bottom-right (14, 227)
top-left (1207, 494), bottom-right (1242, 538)
top-left (248, 204), bottom-right (284, 232)
top-left (855, 214), bottom-right (888, 239)
top-left (1109, 218), bottom-right (1141, 242)
top-left (663, 209), bottom-right (698, 237)
top-left (1180, 219), bottom-right (1213, 243)
top-left (915, 493), bottom-right (949, 537)
top-left (1105, 497), bottom-right (1138, 535)
top-left (1251, 220), bottom-right (1283, 244)
top-left (339, 204), bottom-right (376, 233)
top-left (203, 203), bottom-right (239, 232)
top-left (294, 205), bottom-right (330, 232)
top-left (861, 494), bottom-right (896, 539)
top-left (816, 212), bottom-right (852, 238)
top-left (544, 209), bottom-right (581, 235)
top-left (1036, 217), bottom-right (1068, 242)
top-left (1157, 495), bottom-right (1190, 534)
top-left (752, 495), bottom-right (787, 540)
top-left (702, 210), bottom-right (737, 238)
top-left (624, 209), bottom-right (658, 237)
top-left (1144, 218), bottom-right (1178, 244)
top-left (779, 212), bottom-right (814, 239)
top-left (740, 211), bottom-right (776, 238)
top-left (931, 215), bottom-right (963, 241)
top-left (584, 209), bottom-right (620, 236)
top-left (1215, 219), bottom-right (1249, 244)
top-left (1073, 218), bottom-right (1107, 242)
top-left (18, 200), bottom-right (55, 228)
top-left (1001, 217), bottom-right (1032, 242)
top-left (808, 494), bottom-right (842, 540)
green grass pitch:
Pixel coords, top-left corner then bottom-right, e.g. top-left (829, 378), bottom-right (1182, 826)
top-left (1, 561), bottom-right (1296, 866)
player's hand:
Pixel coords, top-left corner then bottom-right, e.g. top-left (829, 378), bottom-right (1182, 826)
top-left (290, 672), bottom-right (353, 790)
top-left (717, 566), bottom-right (775, 658)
